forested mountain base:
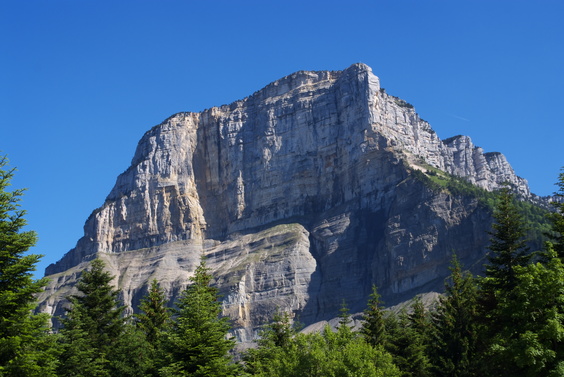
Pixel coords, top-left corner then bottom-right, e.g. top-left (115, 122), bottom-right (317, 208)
top-left (2, 153), bottom-right (564, 376)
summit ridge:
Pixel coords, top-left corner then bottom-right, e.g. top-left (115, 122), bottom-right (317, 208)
top-left (39, 64), bottom-right (535, 343)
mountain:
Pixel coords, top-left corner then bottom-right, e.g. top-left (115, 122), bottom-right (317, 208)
top-left (37, 63), bottom-right (538, 343)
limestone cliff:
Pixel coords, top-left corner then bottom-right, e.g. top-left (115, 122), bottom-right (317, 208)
top-left (38, 63), bottom-right (533, 341)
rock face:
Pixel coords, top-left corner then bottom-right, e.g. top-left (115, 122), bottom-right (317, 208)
top-left (38, 63), bottom-right (532, 342)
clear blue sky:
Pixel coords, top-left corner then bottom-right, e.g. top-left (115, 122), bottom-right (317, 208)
top-left (2, 1), bottom-right (563, 278)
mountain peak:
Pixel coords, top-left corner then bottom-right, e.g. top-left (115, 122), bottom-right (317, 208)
top-left (39, 64), bottom-right (535, 345)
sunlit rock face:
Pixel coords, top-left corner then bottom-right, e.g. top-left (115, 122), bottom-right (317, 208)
top-left (39, 63), bottom-right (530, 342)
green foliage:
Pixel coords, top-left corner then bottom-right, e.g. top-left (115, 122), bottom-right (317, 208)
top-left (247, 323), bottom-right (401, 377)
top-left (474, 181), bottom-right (564, 376)
top-left (476, 186), bottom-right (534, 374)
top-left (485, 245), bottom-right (564, 376)
top-left (337, 300), bottom-right (352, 329)
top-left (385, 303), bottom-right (432, 377)
top-left (136, 279), bottom-right (170, 344)
top-left (0, 155), bottom-right (58, 376)
top-left (133, 279), bottom-right (171, 377)
top-left (393, 96), bottom-right (415, 109)
top-left (160, 255), bottom-right (237, 377)
top-left (244, 310), bottom-right (297, 375)
top-left (2, 156), bottom-right (563, 376)
top-left (361, 286), bottom-right (388, 348)
top-left (410, 167), bottom-right (496, 204)
top-left (412, 167), bottom-right (551, 251)
top-left (484, 185), bottom-right (531, 293)
top-left (260, 310), bottom-right (295, 349)
top-left (548, 167), bottom-right (564, 258)
top-left (57, 259), bottom-right (125, 377)
top-left (109, 323), bottom-right (154, 377)
top-left (430, 255), bottom-right (479, 377)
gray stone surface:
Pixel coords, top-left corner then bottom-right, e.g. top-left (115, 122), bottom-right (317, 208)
top-left (38, 63), bottom-right (533, 342)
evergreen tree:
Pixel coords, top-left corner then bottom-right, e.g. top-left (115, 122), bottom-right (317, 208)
top-left (160, 255), bottom-right (237, 377)
top-left (58, 259), bottom-right (125, 377)
top-left (386, 301), bottom-right (431, 377)
top-left (136, 279), bottom-right (170, 344)
top-left (263, 311), bottom-right (295, 349)
top-left (57, 307), bottom-right (111, 377)
top-left (337, 299), bottom-right (352, 329)
top-left (477, 185), bottom-right (547, 375)
top-left (406, 300), bottom-right (432, 377)
top-left (0, 155), bottom-right (58, 376)
top-left (131, 279), bottom-right (170, 377)
top-left (408, 299), bottom-right (430, 339)
top-left (548, 168), bottom-right (564, 258)
top-left (386, 302), bottom-right (432, 377)
top-left (109, 321), bottom-right (154, 377)
top-left (487, 244), bottom-right (564, 376)
top-left (483, 185), bottom-right (531, 294)
top-left (361, 285), bottom-right (388, 348)
top-left (430, 255), bottom-right (479, 377)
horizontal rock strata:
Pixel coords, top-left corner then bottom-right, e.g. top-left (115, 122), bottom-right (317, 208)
top-left (39, 63), bottom-right (532, 342)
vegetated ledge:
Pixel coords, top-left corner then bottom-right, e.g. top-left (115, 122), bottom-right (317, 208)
top-left (411, 164), bottom-right (551, 251)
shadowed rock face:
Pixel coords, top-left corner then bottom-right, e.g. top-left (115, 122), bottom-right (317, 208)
top-left (38, 63), bottom-right (528, 342)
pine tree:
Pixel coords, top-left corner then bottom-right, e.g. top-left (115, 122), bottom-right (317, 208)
top-left (430, 255), bottom-right (479, 377)
top-left (136, 279), bottom-right (170, 344)
top-left (0, 155), bottom-right (58, 376)
top-left (109, 321), bottom-right (154, 377)
top-left (483, 185), bottom-right (531, 293)
top-left (361, 285), bottom-right (388, 348)
top-left (259, 310), bottom-right (295, 349)
top-left (386, 305), bottom-right (432, 377)
top-left (58, 259), bottom-right (125, 377)
top-left (406, 299), bottom-right (432, 377)
top-left (129, 279), bottom-right (171, 377)
top-left (487, 244), bottom-right (564, 376)
top-left (478, 185), bottom-right (537, 375)
top-left (548, 168), bottom-right (564, 258)
top-left (160, 255), bottom-right (237, 377)
top-left (337, 299), bottom-right (352, 328)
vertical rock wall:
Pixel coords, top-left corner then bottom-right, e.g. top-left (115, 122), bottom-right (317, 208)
top-left (40, 63), bottom-right (532, 341)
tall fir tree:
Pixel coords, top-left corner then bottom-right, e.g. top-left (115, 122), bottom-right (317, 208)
top-left (136, 279), bottom-right (170, 344)
top-left (130, 279), bottom-right (171, 377)
top-left (57, 259), bottom-right (125, 377)
top-left (160, 255), bottom-right (237, 377)
top-left (361, 285), bottom-right (388, 348)
top-left (337, 299), bottom-right (352, 329)
top-left (405, 299), bottom-right (432, 377)
top-left (386, 303), bottom-right (432, 377)
top-left (483, 184), bottom-right (531, 294)
top-left (478, 185), bottom-right (535, 375)
top-left (548, 167), bottom-right (564, 258)
top-left (487, 244), bottom-right (564, 376)
top-left (109, 321), bottom-right (154, 377)
top-left (430, 255), bottom-right (479, 377)
top-left (0, 155), bottom-right (58, 376)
